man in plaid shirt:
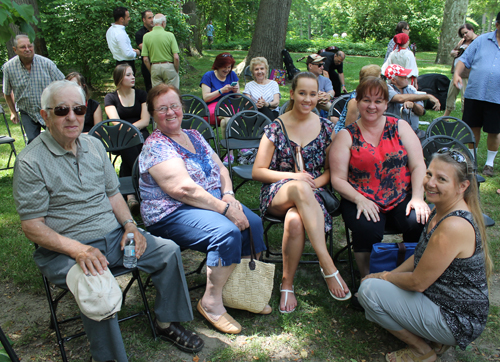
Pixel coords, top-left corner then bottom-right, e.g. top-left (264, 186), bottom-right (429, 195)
top-left (2, 34), bottom-right (64, 143)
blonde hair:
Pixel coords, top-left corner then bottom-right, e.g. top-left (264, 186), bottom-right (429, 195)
top-left (359, 64), bottom-right (381, 82)
top-left (249, 57), bottom-right (269, 74)
top-left (431, 152), bottom-right (493, 282)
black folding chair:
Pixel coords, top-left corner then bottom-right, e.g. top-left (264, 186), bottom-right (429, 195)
top-left (182, 114), bottom-right (219, 155)
top-left (425, 118), bottom-right (494, 227)
top-left (214, 93), bottom-right (257, 147)
top-left (181, 94), bottom-right (210, 124)
top-left (223, 110), bottom-right (271, 193)
top-left (327, 93), bottom-right (352, 120)
top-left (89, 120), bottom-right (145, 196)
top-left (37, 248), bottom-right (156, 362)
top-left (242, 65), bottom-right (253, 86)
top-left (0, 325), bottom-right (19, 362)
top-left (0, 105), bottom-right (17, 171)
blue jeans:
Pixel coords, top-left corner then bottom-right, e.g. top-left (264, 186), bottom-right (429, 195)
top-left (147, 204), bottom-right (266, 267)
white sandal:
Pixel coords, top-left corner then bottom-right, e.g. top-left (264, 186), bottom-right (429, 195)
top-left (279, 284), bottom-right (296, 314)
top-left (320, 268), bottom-right (352, 301)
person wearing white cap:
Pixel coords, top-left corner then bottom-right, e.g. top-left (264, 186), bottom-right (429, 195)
top-left (13, 80), bottom-right (204, 362)
top-left (385, 64), bottom-right (441, 137)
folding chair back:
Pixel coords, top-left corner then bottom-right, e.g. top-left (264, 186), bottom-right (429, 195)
top-left (88, 120), bottom-right (144, 154)
top-left (0, 105), bottom-right (17, 171)
top-left (181, 94), bottom-right (210, 120)
top-left (328, 93), bottom-right (352, 119)
top-left (214, 93), bottom-right (257, 119)
top-left (243, 65), bottom-right (253, 86)
top-left (224, 110), bottom-right (271, 193)
top-left (421, 135), bottom-right (473, 169)
top-left (182, 114), bottom-right (219, 155)
top-left (89, 120), bottom-right (144, 196)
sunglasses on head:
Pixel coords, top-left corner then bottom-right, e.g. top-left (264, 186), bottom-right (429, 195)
top-left (47, 105), bottom-right (87, 116)
top-left (437, 147), bottom-right (469, 173)
top-left (221, 53), bottom-right (233, 58)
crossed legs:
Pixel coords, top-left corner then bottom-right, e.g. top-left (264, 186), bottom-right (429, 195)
top-left (268, 180), bottom-right (349, 311)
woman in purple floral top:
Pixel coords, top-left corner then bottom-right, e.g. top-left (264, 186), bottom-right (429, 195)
top-left (139, 84), bottom-right (268, 335)
top-left (253, 72), bottom-right (350, 314)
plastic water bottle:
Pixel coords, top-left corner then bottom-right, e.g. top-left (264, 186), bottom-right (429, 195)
top-left (123, 233), bottom-right (137, 268)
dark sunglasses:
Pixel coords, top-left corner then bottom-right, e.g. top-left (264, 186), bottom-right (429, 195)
top-left (314, 63), bottom-right (325, 67)
top-left (221, 53), bottom-right (233, 58)
top-left (437, 147), bottom-right (469, 173)
top-left (47, 105), bottom-right (87, 116)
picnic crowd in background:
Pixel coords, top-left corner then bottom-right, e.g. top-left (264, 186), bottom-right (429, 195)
top-left (2, 6), bottom-right (499, 362)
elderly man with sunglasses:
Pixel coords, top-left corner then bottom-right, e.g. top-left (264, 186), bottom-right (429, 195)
top-left (13, 80), bottom-right (204, 362)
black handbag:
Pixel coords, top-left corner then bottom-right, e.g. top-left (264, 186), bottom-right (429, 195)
top-left (275, 118), bottom-right (340, 215)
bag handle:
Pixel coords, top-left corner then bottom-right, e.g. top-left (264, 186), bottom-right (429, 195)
top-left (396, 242), bottom-right (407, 267)
top-left (276, 117), bottom-right (301, 172)
top-left (247, 226), bottom-right (256, 270)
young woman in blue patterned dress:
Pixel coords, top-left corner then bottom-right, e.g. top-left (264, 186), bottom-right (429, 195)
top-left (253, 72), bottom-right (350, 314)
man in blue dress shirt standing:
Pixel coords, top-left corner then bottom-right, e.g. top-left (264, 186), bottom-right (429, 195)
top-left (454, 12), bottom-right (500, 177)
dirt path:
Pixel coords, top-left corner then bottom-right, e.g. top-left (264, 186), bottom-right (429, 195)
top-left (2, 273), bottom-right (499, 362)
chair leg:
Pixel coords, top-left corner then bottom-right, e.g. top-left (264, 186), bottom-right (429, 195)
top-left (0, 326), bottom-right (19, 362)
top-left (41, 275), bottom-right (68, 362)
top-left (133, 269), bottom-right (157, 340)
top-left (345, 228), bottom-right (358, 292)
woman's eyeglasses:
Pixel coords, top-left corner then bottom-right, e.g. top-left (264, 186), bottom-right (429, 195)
top-left (47, 105), bottom-right (87, 116)
top-left (155, 104), bottom-right (181, 114)
top-left (437, 147), bottom-right (469, 173)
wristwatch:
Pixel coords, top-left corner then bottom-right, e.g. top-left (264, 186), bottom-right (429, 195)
top-left (122, 219), bottom-right (137, 228)
top-left (222, 190), bottom-right (234, 196)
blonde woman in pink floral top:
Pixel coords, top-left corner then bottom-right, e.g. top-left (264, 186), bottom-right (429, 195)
top-left (138, 84), bottom-right (268, 335)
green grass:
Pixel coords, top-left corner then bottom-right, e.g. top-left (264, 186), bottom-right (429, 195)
top-left (1, 50), bottom-right (499, 361)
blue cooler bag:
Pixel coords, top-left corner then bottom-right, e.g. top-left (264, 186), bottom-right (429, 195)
top-left (369, 242), bottom-right (417, 274)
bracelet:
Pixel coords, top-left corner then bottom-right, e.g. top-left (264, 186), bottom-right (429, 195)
top-left (222, 203), bottom-right (230, 216)
top-left (222, 190), bottom-right (234, 196)
top-left (122, 219), bottom-right (137, 228)
top-left (218, 89), bottom-right (222, 95)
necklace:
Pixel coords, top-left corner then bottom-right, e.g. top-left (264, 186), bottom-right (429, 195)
top-left (174, 131), bottom-right (190, 148)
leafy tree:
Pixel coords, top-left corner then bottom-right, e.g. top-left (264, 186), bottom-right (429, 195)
top-left (38, 0), bottom-right (191, 87)
top-left (0, 0), bottom-right (37, 44)
top-left (286, 0), bottom-right (444, 51)
top-left (194, 0), bottom-right (259, 43)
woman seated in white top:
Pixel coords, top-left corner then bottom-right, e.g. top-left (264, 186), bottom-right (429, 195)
top-left (243, 57), bottom-right (281, 120)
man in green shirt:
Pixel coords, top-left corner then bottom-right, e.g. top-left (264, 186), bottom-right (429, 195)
top-left (142, 13), bottom-right (180, 88)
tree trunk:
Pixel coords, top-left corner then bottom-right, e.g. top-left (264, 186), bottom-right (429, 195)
top-left (6, 0), bottom-right (46, 59)
top-left (246, 0), bottom-right (293, 70)
top-left (435, 0), bottom-right (468, 64)
top-left (182, 1), bottom-right (203, 57)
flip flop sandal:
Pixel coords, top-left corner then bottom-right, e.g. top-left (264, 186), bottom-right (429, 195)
top-left (320, 268), bottom-right (352, 301)
top-left (386, 347), bottom-right (441, 362)
top-left (430, 342), bottom-right (452, 356)
top-left (279, 284), bottom-right (296, 314)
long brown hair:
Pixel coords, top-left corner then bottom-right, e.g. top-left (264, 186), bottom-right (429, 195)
top-left (286, 72), bottom-right (319, 112)
top-left (431, 152), bottom-right (493, 282)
